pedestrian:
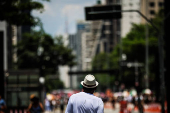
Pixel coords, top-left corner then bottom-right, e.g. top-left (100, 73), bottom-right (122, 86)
top-left (65, 74), bottom-right (104, 113)
top-left (44, 98), bottom-right (51, 111)
top-left (137, 95), bottom-right (144, 113)
top-left (0, 95), bottom-right (6, 113)
top-left (119, 96), bottom-right (128, 113)
top-left (59, 96), bottom-right (64, 113)
top-left (110, 95), bottom-right (116, 109)
top-left (27, 94), bottom-right (44, 113)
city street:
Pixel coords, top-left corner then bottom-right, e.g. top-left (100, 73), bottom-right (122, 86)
top-left (44, 107), bottom-right (119, 113)
top-left (44, 102), bottom-right (163, 113)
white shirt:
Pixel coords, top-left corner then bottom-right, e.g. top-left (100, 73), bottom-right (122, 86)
top-left (65, 92), bottom-right (104, 113)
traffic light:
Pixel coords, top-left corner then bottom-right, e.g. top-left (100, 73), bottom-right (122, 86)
top-left (85, 4), bottom-right (122, 20)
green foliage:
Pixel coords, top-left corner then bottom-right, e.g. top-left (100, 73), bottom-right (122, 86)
top-left (45, 76), bottom-right (64, 92)
top-left (91, 9), bottom-right (164, 90)
top-left (15, 31), bottom-right (76, 75)
top-left (92, 53), bottom-right (109, 70)
top-left (0, 0), bottom-right (49, 26)
top-left (91, 53), bottom-right (117, 91)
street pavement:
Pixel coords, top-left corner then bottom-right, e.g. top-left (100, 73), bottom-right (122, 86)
top-left (44, 102), bottom-right (119, 113)
top-left (44, 102), bottom-right (163, 113)
top-left (45, 108), bottom-right (119, 113)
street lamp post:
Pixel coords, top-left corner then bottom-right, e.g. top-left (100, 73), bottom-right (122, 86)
top-left (121, 60), bottom-right (144, 89)
top-left (38, 45), bottom-right (45, 105)
top-left (39, 76), bottom-right (45, 106)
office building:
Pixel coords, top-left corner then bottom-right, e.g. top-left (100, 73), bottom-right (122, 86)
top-left (141, 0), bottom-right (164, 24)
top-left (121, 0), bottom-right (141, 37)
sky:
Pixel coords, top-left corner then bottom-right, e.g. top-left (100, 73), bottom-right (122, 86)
top-left (32, 0), bottom-right (102, 37)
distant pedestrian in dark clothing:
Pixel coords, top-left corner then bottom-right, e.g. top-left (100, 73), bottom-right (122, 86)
top-left (60, 97), bottom-right (64, 113)
top-left (110, 96), bottom-right (116, 109)
top-left (27, 94), bottom-right (44, 113)
top-left (137, 96), bottom-right (144, 113)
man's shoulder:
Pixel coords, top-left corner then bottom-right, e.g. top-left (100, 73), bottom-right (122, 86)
top-left (70, 92), bottom-right (82, 97)
top-left (73, 92), bottom-right (102, 100)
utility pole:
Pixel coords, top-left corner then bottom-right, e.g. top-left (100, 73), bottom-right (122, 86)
top-left (164, 0), bottom-right (170, 112)
top-left (135, 60), bottom-right (139, 87)
top-left (0, 31), bottom-right (4, 98)
top-left (145, 0), bottom-right (149, 88)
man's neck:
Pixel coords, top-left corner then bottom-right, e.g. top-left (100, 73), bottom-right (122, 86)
top-left (83, 91), bottom-right (94, 94)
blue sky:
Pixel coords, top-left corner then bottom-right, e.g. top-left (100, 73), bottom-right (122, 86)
top-left (32, 0), bottom-right (102, 37)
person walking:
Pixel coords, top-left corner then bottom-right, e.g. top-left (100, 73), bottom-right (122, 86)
top-left (65, 74), bottom-right (104, 113)
top-left (119, 96), bottom-right (128, 113)
top-left (27, 94), bottom-right (44, 113)
top-left (59, 96), bottom-right (64, 113)
top-left (0, 95), bottom-right (6, 113)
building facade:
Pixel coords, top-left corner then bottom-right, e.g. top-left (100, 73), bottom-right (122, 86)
top-left (121, 0), bottom-right (141, 37)
top-left (141, 0), bottom-right (164, 24)
top-left (93, 0), bottom-right (121, 54)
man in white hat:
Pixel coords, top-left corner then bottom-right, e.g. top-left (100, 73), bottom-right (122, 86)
top-left (65, 74), bottom-right (104, 113)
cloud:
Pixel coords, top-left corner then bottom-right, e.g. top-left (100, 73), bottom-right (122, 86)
top-left (55, 25), bottom-right (65, 36)
top-left (43, 3), bottom-right (56, 17)
top-left (62, 4), bottom-right (81, 15)
top-left (58, 2), bottom-right (93, 35)
top-left (32, 0), bottom-right (96, 36)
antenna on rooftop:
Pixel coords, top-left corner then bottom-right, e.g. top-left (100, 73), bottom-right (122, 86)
top-left (65, 13), bottom-right (69, 35)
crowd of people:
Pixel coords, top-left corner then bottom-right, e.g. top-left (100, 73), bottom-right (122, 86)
top-left (43, 86), bottom-right (157, 113)
top-left (0, 74), bottom-right (164, 113)
top-left (44, 93), bottom-right (69, 113)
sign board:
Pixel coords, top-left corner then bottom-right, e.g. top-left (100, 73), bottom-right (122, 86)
top-left (85, 5), bottom-right (122, 20)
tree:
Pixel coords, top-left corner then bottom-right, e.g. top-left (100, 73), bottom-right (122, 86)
top-left (110, 10), bottom-right (163, 93)
top-left (0, 0), bottom-right (49, 97)
top-left (91, 9), bottom-right (164, 93)
top-left (15, 31), bottom-right (76, 90)
top-left (0, 0), bottom-right (49, 26)
top-left (15, 31), bottom-right (76, 75)
top-left (45, 76), bottom-right (64, 92)
top-left (91, 53), bottom-right (117, 91)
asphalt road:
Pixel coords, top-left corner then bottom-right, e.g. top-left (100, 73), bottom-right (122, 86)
top-left (44, 102), bottom-right (162, 113)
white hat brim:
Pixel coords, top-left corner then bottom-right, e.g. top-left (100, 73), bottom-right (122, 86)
top-left (81, 81), bottom-right (99, 88)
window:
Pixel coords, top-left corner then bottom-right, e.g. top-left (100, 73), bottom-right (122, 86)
top-left (149, 2), bottom-right (155, 7)
top-left (8, 76), bottom-right (17, 84)
top-left (130, 15), bottom-right (133, 19)
top-left (159, 2), bottom-right (163, 7)
top-left (150, 10), bottom-right (155, 15)
top-left (129, 3), bottom-right (133, 6)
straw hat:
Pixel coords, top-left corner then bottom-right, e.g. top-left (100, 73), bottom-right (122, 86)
top-left (81, 74), bottom-right (99, 88)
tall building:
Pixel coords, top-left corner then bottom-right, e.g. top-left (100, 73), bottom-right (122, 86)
top-left (91, 0), bottom-right (121, 54)
top-left (121, 0), bottom-right (141, 37)
top-left (68, 34), bottom-right (78, 88)
top-left (141, 0), bottom-right (164, 24)
top-left (68, 20), bottom-right (92, 88)
top-left (76, 20), bottom-right (91, 71)
top-left (81, 32), bottom-right (93, 70)
top-left (58, 34), bottom-right (71, 88)
top-left (68, 0), bottom-right (122, 88)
